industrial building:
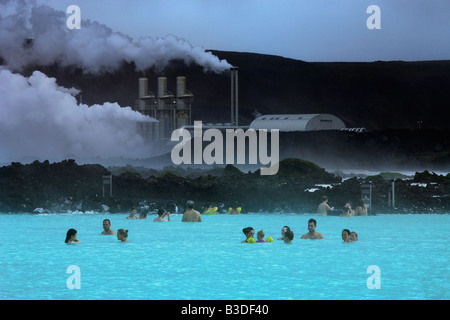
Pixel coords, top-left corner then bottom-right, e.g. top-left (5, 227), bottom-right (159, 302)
top-left (134, 69), bottom-right (353, 144)
top-left (250, 114), bottom-right (347, 132)
top-left (135, 76), bottom-right (193, 141)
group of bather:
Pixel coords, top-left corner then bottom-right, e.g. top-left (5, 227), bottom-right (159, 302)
top-left (318, 196), bottom-right (369, 216)
top-left (65, 200), bottom-right (359, 244)
top-left (242, 219), bottom-right (358, 244)
top-left (65, 221), bottom-right (129, 243)
top-left (65, 200), bottom-right (203, 243)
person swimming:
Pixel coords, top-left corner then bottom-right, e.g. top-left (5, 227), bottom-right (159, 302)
top-left (65, 228), bottom-right (80, 243)
top-left (101, 219), bottom-right (116, 235)
top-left (283, 230), bottom-right (294, 244)
top-left (277, 226), bottom-right (296, 241)
top-left (139, 212), bottom-right (147, 219)
top-left (241, 227), bottom-right (255, 243)
top-left (318, 196), bottom-right (334, 216)
top-left (339, 207), bottom-right (352, 217)
top-left (256, 230), bottom-right (266, 243)
top-left (349, 231), bottom-right (358, 242)
top-left (341, 229), bottom-right (351, 242)
top-left (354, 199), bottom-right (368, 216)
top-left (153, 208), bottom-right (171, 222)
top-left (182, 200), bottom-right (202, 222)
top-left (127, 206), bottom-right (139, 219)
top-left (300, 219), bottom-right (324, 239)
top-left (117, 229), bottom-right (129, 242)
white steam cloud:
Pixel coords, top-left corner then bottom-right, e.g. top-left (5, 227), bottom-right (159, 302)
top-left (0, 0), bottom-right (232, 73)
top-left (0, 68), bottom-right (156, 163)
top-left (0, 0), bottom-right (233, 163)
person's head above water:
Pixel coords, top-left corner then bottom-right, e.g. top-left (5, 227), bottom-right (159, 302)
top-left (349, 231), bottom-right (358, 242)
top-left (308, 219), bottom-right (317, 232)
top-left (65, 228), bottom-right (77, 243)
top-left (103, 219), bottom-right (111, 231)
top-left (186, 200), bottom-right (194, 209)
top-left (117, 229), bottom-right (128, 241)
top-left (157, 208), bottom-right (165, 217)
top-left (284, 230), bottom-right (294, 241)
top-left (342, 229), bottom-right (351, 241)
top-left (257, 230), bottom-right (265, 240)
top-left (242, 227), bottom-right (255, 239)
top-left (281, 226), bottom-right (291, 236)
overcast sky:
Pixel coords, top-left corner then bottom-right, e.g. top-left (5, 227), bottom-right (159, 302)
top-left (46, 0), bottom-right (450, 62)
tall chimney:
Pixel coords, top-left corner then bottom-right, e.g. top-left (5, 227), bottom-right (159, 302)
top-left (230, 67), bottom-right (239, 126)
top-left (139, 78), bottom-right (148, 99)
top-left (158, 77), bottom-right (168, 98)
top-left (176, 76), bottom-right (186, 97)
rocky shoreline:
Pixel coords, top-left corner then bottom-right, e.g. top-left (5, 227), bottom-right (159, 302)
top-left (0, 158), bottom-right (449, 214)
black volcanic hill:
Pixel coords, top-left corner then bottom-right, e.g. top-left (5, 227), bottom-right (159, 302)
top-left (17, 51), bottom-right (450, 131)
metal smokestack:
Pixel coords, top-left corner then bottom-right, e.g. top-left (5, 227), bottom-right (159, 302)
top-left (230, 67), bottom-right (239, 126)
top-left (158, 77), bottom-right (168, 98)
top-left (139, 78), bottom-right (148, 99)
top-left (176, 76), bottom-right (186, 97)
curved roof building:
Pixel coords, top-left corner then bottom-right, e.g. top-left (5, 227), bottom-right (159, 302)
top-left (250, 114), bottom-right (346, 132)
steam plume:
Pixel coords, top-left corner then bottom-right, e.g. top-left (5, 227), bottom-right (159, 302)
top-left (0, 68), bottom-right (155, 163)
top-left (0, 0), bottom-right (232, 73)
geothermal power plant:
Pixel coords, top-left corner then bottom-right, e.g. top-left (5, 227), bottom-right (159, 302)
top-left (134, 68), bottom-right (360, 143)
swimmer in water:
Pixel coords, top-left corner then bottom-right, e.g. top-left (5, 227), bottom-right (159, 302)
top-left (349, 231), bottom-right (358, 242)
top-left (182, 200), bottom-right (202, 222)
top-left (300, 219), bottom-right (324, 239)
top-left (65, 228), bottom-right (80, 243)
top-left (341, 229), bottom-right (351, 242)
top-left (256, 230), bottom-right (266, 243)
top-left (354, 199), bottom-right (368, 216)
top-left (139, 212), bottom-right (147, 219)
top-left (153, 208), bottom-right (171, 222)
top-left (117, 229), bottom-right (128, 242)
top-left (284, 230), bottom-right (294, 244)
top-left (339, 207), bottom-right (352, 217)
top-left (277, 226), bottom-right (296, 241)
top-left (241, 227), bottom-right (255, 243)
top-left (345, 201), bottom-right (355, 216)
top-left (277, 226), bottom-right (290, 240)
top-left (318, 196), bottom-right (334, 216)
top-left (101, 219), bottom-right (116, 235)
top-left (127, 206), bottom-right (139, 219)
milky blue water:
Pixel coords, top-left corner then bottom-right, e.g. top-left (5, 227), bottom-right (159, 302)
top-left (0, 212), bottom-right (449, 300)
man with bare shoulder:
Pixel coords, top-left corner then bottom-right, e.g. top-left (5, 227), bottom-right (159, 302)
top-left (101, 219), bottom-right (116, 235)
top-left (318, 196), bottom-right (334, 216)
top-left (182, 200), bottom-right (202, 222)
top-left (300, 219), bottom-right (324, 239)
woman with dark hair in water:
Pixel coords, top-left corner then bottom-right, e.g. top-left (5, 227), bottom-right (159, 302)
top-left (65, 229), bottom-right (80, 243)
top-left (354, 199), bottom-right (368, 216)
top-left (277, 226), bottom-right (294, 240)
top-left (241, 227), bottom-right (255, 243)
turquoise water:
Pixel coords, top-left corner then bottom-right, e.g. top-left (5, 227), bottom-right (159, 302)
top-left (0, 212), bottom-right (449, 300)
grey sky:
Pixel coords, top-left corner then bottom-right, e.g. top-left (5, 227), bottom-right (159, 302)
top-left (46, 0), bottom-right (450, 62)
